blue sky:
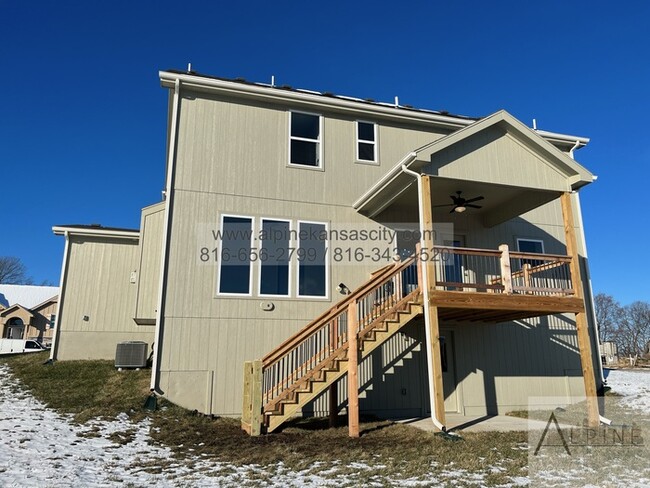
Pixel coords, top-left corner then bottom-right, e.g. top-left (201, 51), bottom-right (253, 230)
top-left (1, 1), bottom-right (648, 305)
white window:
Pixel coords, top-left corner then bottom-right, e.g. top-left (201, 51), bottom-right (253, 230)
top-left (516, 238), bottom-right (544, 254)
top-left (289, 112), bottom-right (322, 168)
top-left (356, 121), bottom-right (377, 162)
top-left (516, 238), bottom-right (545, 268)
top-left (217, 215), bottom-right (254, 295)
top-left (297, 221), bottom-right (328, 298)
top-left (259, 219), bottom-right (291, 297)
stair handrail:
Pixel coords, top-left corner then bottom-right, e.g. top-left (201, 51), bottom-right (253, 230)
top-left (261, 255), bottom-right (417, 367)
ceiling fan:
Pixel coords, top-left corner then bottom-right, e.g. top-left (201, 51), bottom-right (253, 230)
top-left (434, 191), bottom-right (484, 213)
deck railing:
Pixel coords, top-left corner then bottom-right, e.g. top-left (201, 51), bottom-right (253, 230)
top-left (432, 244), bottom-right (574, 296)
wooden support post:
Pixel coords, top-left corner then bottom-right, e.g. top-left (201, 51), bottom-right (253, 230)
top-left (347, 301), bottom-right (360, 438)
top-left (499, 244), bottom-right (513, 294)
top-left (560, 192), bottom-right (599, 427)
top-left (421, 175), bottom-right (446, 429)
top-left (242, 360), bottom-right (263, 436)
top-left (329, 383), bottom-right (338, 428)
top-left (522, 263), bottom-right (532, 293)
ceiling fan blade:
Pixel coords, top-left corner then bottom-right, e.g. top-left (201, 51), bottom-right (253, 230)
top-left (449, 208), bottom-right (457, 214)
top-left (433, 203), bottom-right (455, 207)
top-left (464, 196), bottom-right (484, 204)
top-left (466, 204), bottom-right (482, 209)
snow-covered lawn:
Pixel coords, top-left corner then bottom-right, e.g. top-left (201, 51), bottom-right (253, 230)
top-left (1, 363), bottom-right (649, 487)
top-left (605, 368), bottom-right (650, 413)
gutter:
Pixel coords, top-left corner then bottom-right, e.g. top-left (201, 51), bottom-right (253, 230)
top-left (160, 71), bottom-right (473, 130)
top-left (151, 78), bottom-right (181, 393)
top-left (52, 226), bottom-right (139, 239)
top-left (49, 230), bottom-right (70, 361)
top-left (400, 164), bottom-right (448, 434)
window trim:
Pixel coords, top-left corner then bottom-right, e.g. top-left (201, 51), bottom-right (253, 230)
top-left (288, 111), bottom-right (323, 170)
top-left (356, 120), bottom-right (378, 164)
top-left (216, 213), bottom-right (255, 297)
top-left (296, 219), bottom-right (329, 300)
top-left (257, 218), bottom-right (293, 298)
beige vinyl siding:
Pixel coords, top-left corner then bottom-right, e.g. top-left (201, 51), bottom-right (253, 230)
top-left (427, 129), bottom-right (570, 192)
top-left (156, 86), bottom-right (596, 417)
top-left (134, 202), bottom-right (165, 323)
top-left (55, 236), bottom-right (154, 360)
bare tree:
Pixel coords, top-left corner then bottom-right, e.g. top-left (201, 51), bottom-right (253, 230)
top-left (0, 256), bottom-right (32, 284)
top-left (594, 293), bottom-right (622, 342)
top-left (616, 302), bottom-right (650, 357)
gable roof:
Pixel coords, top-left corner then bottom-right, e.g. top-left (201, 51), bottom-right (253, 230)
top-left (354, 110), bottom-right (595, 225)
top-left (0, 285), bottom-right (59, 310)
top-left (414, 110), bottom-right (594, 189)
top-left (0, 303), bottom-right (34, 318)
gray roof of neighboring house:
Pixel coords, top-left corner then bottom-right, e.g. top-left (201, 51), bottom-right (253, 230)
top-left (0, 284), bottom-right (59, 310)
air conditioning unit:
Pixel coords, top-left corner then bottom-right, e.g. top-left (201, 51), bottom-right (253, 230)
top-left (115, 341), bottom-right (148, 368)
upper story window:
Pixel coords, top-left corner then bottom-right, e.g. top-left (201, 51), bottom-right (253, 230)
top-left (356, 121), bottom-right (377, 163)
top-left (289, 112), bottom-right (322, 168)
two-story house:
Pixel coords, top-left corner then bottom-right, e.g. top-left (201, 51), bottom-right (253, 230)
top-left (51, 69), bottom-right (603, 436)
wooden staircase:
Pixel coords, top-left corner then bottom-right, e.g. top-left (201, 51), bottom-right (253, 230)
top-left (242, 255), bottom-right (423, 435)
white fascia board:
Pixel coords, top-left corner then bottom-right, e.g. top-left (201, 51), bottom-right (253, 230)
top-left (159, 71), bottom-right (474, 130)
top-left (52, 226), bottom-right (140, 240)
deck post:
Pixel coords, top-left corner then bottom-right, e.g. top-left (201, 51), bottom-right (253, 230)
top-left (347, 301), bottom-right (360, 438)
top-left (242, 360), bottom-right (263, 436)
top-left (329, 383), bottom-right (338, 427)
top-left (560, 192), bottom-right (599, 427)
top-left (499, 244), bottom-right (513, 294)
top-left (421, 175), bottom-right (446, 429)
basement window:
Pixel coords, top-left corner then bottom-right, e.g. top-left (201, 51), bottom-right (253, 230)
top-left (217, 215), bottom-right (254, 295)
top-left (356, 121), bottom-right (377, 163)
top-left (289, 112), bottom-right (322, 168)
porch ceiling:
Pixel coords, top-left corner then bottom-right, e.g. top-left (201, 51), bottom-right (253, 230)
top-left (358, 174), bottom-right (561, 228)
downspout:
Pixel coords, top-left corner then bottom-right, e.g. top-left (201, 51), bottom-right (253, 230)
top-left (401, 163), bottom-right (447, 433)
top-left (151, 78), bottom-right (181, 392)
top-left (570, 143), bottom-right (609, 425)
top-left (50, 230), bottom-right (70, 360)
top-left (569, 139), bottom-right (581, 160)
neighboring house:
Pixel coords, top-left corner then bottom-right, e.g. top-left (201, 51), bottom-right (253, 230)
top-left (599, 341), bottom-right (618, 365)
top-left (0, 285), bottom-right (59, 345)
top-left (52, 69), bottom-right (604, 435)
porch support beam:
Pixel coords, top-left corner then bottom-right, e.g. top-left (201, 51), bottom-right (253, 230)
top-left (421, 175), bottom-right (447, 428)
top-left (560, 192), bottom-right (599, 427)
top-left (347, 301), bottom-right (360, 438)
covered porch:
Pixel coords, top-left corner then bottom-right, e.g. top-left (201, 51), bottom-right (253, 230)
top-left (351, 110), bottom-right (600, 432)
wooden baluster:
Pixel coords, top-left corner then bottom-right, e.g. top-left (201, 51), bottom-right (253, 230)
top-left (523, 263), bottom-right (532, 294)
top-left (499, 244), bottom-right (513, 294)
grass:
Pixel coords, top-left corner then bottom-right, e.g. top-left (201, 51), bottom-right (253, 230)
top-left (1, 352), bottom-right (530, 485)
